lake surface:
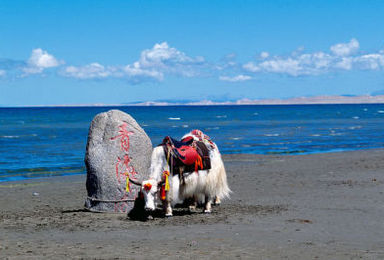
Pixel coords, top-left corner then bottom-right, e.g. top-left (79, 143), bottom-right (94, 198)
top-left (1, 104), bottom-right (384, 181)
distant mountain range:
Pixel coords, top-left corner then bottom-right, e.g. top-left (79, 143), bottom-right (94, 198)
top-left (8, 95), bottom-right (384, 107)
top-left (127, 95), bottom-right (384, 106)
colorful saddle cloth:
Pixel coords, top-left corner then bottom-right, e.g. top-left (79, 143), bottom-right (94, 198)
top-left (160, 136), bottom-right (211, 175)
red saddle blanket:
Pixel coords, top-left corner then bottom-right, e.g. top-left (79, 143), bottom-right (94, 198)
top-left (161, 136), bottom-right (211, 174)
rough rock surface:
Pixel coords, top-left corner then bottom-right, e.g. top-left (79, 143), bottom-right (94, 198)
top-left (84, 109), bottom-right (152, 213)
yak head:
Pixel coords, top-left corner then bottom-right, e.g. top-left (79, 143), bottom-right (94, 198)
top-left (141, 179), bottom-right (160, 211)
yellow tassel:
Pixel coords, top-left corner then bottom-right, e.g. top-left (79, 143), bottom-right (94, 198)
top-left (163, 170), bottom-right (170, 191)
top-left (125, 172), bottom-right (130, 192)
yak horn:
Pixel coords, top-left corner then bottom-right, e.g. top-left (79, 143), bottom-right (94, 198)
top-left (129, 178), bottom-right (142, 186)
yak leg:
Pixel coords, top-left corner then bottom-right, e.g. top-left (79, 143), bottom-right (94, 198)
top-left (213, 196), bottom-right (221, 205)
top-left (204, 195), bottom-right (212, 213)
top-left (163, 200), bottom-right (173, 217)
top-left (189, 196), bottom-right (198, 212)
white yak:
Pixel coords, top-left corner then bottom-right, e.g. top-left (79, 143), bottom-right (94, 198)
top-left (138, 130), bottom-right (230, 217)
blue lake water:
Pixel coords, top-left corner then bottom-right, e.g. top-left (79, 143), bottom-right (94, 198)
top-left (1, 104), bottom-right (384, 182)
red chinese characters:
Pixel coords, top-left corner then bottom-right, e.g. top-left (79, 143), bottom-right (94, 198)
top-left (111, 122), bottom-right (134, 153)
top-left (110, 122), bottom-right (138, 212)
top-left (115, 154), bottom-right (137, 184)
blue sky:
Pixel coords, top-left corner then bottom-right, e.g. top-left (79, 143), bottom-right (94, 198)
top-left (1, 0), bottom-right (384, 106)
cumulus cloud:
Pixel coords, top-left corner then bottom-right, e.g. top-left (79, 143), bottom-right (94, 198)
top-left (241, 39), bottom-right (384, 77)
top-left (354, 54), bottom-right (384, 70)
top-left (330, 38), bottom-right (359, 56)
top-left (2, 38), bottom-right (384, 83)
top-left (219, 74), bottom-right (252, 82)
top-left (23, 48), bottom-right (62, 75)
top-left (60, 42), bottom-right (205, 83)
top-left (123, 62), bottom-right (163, 82)
top-left (137, 42), bottom-right (205, 77)
top-left (28, 48), bottom-right (60, 68)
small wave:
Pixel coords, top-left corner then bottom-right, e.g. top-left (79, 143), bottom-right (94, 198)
top-left (348, 126), bottom-right (362, 130)
top-left (182, 125), bottom-right (189, 128)
top-left (1, 133), bottom-right (37, 139)
top-left (168, 117), bottom-right (181, 120)
top-left (363, 108), bottom-right (368, 111)
top-left (216, 115), bottom-right (227, 118)
top-left (330, 133), bottom-right (344, 136)
top-left (171, 125), bottom-right (178, 128)
top-left (264, 134), bottom-right (279, 137)
top-left (1, 135), bottom-right (20, 139)
top-left (352, 116), bottom-right (359, 119)
top-left (253, 112), bottom-right (258, 115)
top-left (378, 110), bottom-right (384, 113)
top-left (310, 134), bottom-right (321, 137)
top-left (230, 137), bottom-right (242, 140)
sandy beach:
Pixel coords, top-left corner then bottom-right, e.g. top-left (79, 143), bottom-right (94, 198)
top-left (1, 149), bottom-right (384, 259)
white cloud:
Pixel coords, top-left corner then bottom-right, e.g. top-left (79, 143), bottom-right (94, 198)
top-left (137, 42), bottom-right (205, 77)
top-left (60, 42), bottom-right (205, 83)
top-left (219, 74), bottom-right (252, 82)
top-left (61, 61), bottom-right (163, 83)
top-left (28, 48), bottom-right (60, 68)
top-left (334, 57), bottom-right (353, 70)
top-left (61, 63), bottom-right (114, 79)
top-left (243, 62), bottom-right (260, 72)
top-left (354, 54), bottom-right (384, 70)
top-left (22, 48), bottom-right (62, 75)
top-left (241, 39), bottom-right (384, 77)
top-left (216, 53), bottom-right (238, 71)
top-left (139, 42), bottom-right (201, 67)
top-left (330, 38), bottom-right (359, 56)
top-left (258, 58), bottom-right (302, 76)
top-left (243, 52), bottom-right (333, 76)
top-left (6, 39), bottom-right (384, 83)
top-left (260, 52), bottom-right (269, 59)
top-left (123, 62), bottom-right (163, 81)
top-left (60, 61), bottom-right (164, 83)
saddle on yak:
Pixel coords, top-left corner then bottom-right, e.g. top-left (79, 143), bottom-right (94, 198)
top-left (160, 136), bottom-right (211, 177)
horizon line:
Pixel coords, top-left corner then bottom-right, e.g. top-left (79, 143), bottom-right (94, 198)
top-left (2, 95), bottom-right (384, 108)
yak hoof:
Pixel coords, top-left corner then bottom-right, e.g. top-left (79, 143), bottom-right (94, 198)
top-left (165, 213), bottom-right (173, 217)
top-left (204, 209), bottom-right (211, 214)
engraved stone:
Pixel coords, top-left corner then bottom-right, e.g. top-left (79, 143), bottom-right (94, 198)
top-left (84, 109), bottom-right (152, 213)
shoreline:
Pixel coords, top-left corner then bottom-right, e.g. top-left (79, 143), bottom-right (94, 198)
top-left (1, 149), bottom-right (384, 259)
top-left (1, 148), bottom-right (384, 184)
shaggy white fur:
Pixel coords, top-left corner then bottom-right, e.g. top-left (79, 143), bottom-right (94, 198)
top-left (141, 131), bottom-right (231, 216)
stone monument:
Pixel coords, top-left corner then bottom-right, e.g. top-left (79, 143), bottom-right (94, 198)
top-left (84, 109), bottom-right (152, 213)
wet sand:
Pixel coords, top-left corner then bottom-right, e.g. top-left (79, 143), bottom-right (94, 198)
top-left (1, 149), bottom-right (384, 259)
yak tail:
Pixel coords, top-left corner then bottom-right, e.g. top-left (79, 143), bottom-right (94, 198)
top-left (206, 149), bottom-right (231, 200)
